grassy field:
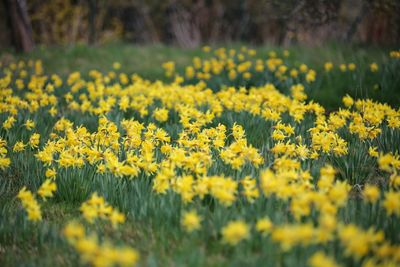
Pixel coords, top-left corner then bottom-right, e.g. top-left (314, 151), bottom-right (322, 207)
top-left (0, 43), bottom-right (399, 267)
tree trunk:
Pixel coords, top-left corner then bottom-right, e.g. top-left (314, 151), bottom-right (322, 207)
top-left (88, 0), bottom-right (97, 45)
top-left (5, 0), bottom-right (34, 52)
top-left (345, 1), bottom-right (369, 42)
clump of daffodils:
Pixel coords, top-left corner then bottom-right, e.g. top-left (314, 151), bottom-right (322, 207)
top-left (17, 187), bottom-right (42, 221)
top-left (0, 138), bottom-right (11, 170)
top-left (80, 192), bottom-right (126, 228)
top-left (1, 48), bottom-right (400, 267)
top-left (181, 210), bottom-right (202, 232)
top-left (221, 220), bottom-right (250, 245)
top-left (63, 221), bottom-right (139, 267)
top-left (37, 179), bottom-right (57, 200)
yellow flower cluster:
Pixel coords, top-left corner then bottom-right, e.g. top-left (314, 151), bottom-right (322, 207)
top-left (16, 175), bottom-right (56, 221)
top-left (0, 138), bottom-right (11, 170)
top-left (390, 50), bottom-right (400, 59)
top-left (378, 152), bottom-right (400, 216)
top-left (2, 55), bottom-right (399, 213)
top-left (255, 217), bottom-right (273, 235)
top-left (221, 219), bottom-right (250, 245)
top-left (165, 47), bottom-right (316, 84)
top-left (309, 251), bottom-right (340, 267)
top-left (216, 216), bottom-right (400, 266)
top-left (181, 210), bottom-right (202, 232)
top-left (80, 193), bottom-right (126, 228)
top-left (64, 221), bottom-right (139, 267)
top-left (220, 123), bottom-right (263, 169)
top-left (17, 187), bottom-right (42, 221)
top-left (37, 179), bottom-right (57, 200)
top-left (338, 224), bottom-right (384, 258)
top-left (1, 48), bottom-right (400, 266)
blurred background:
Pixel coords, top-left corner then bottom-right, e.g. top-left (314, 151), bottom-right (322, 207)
top-left (1, 0), bottom-right (399, 52)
